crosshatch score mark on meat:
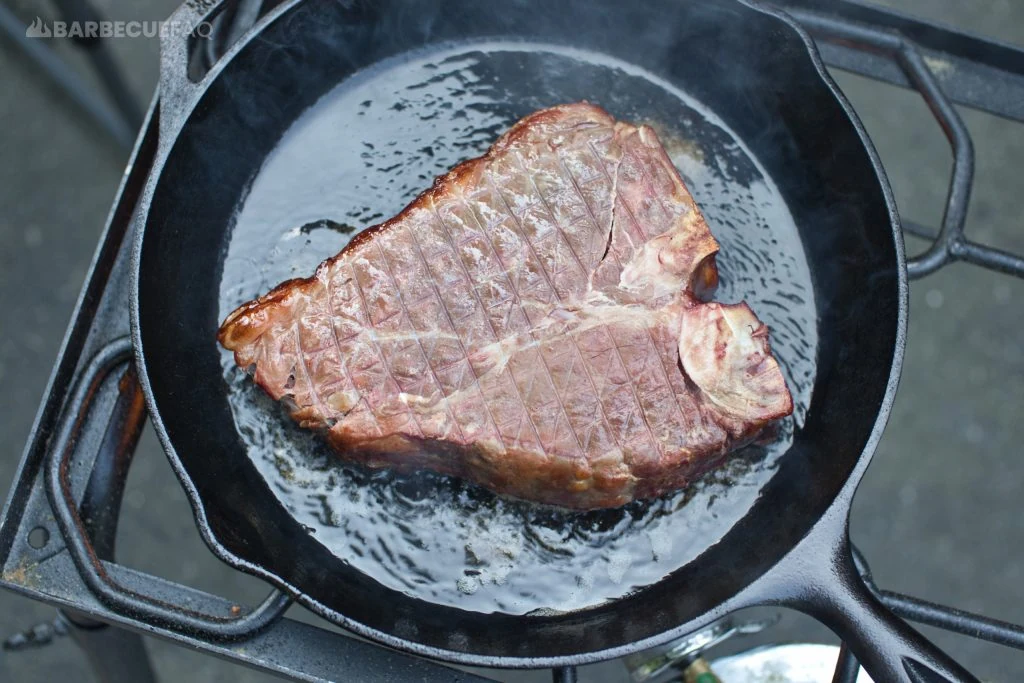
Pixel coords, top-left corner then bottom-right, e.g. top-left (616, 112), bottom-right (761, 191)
top-left (218, 102), bottom-right (793, 509)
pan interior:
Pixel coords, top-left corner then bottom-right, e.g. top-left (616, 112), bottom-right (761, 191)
top-left (218, 43), bottom-right (818, 616)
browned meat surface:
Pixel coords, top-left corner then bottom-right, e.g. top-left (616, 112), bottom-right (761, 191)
top-left (219, 103), bottom-right (792, 509)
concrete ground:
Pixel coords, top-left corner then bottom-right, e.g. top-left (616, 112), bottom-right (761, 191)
top-left (1, 0), bottom-right (1021, 681)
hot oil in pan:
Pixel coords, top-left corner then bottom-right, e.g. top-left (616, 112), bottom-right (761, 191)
top-left (220, 43), bottom-right (818, 615)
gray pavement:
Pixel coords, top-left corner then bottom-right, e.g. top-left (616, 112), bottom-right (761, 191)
top-left (1, 1), bottom-right (1022, 681)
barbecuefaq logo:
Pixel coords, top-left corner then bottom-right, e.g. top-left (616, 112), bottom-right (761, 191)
top-left (25, 16), bottom-right (213, 39)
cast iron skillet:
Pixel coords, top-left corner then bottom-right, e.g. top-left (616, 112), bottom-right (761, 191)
top-left (130, 0), bottom-right (976, 680)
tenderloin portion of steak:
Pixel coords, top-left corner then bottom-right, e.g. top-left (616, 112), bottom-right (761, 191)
top-left (219, 103), bottom-right (792, 509)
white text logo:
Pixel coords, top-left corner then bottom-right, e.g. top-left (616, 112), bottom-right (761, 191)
top-left (25, 17), bottom-right (213, 40)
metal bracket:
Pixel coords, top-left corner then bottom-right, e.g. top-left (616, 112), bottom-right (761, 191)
top-left (43, 338), bottom-right (292, 641)
top-left (790, 8), bottom-right (1024, 280)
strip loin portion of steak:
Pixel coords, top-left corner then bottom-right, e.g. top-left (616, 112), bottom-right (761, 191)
top-left (219, 103), bottom-right (793, 509)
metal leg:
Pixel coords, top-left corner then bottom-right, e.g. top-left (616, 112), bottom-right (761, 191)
top-left (832, 643), bottom-right (861, 683)
top-left (552, 666), bottom-right (578, 683)
top-left (60, 611), bottom-right (157, 683)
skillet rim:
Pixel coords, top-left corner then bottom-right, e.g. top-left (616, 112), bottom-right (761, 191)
top-left (128, 0), bottom-right (909, 667)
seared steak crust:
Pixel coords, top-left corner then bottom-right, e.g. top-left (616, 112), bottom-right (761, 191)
top-left (219, 103), bottom-right (792, 509)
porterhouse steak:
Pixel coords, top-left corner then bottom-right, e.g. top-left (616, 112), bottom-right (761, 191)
top-left (219, 103), bottom-right (793, 509)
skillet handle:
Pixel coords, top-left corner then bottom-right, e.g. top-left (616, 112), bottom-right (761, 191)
top-left (796, 541), bottom-right (979, 683)
top-left (158, 0), bottom-right (224, 137)
top-left (158, 0), bottom-right (285, 139)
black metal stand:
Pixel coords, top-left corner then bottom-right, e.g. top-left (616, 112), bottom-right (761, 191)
top-left (3, 1), bottom-right (1024, 681)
